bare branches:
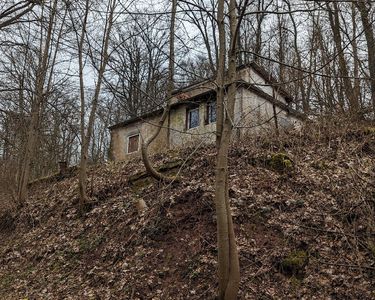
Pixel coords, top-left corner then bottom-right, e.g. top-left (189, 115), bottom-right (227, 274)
top-left (0, 0), bottom-right (39, 29)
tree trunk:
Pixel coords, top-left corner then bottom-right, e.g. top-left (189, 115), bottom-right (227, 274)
top-left (77, 0), bottom-right (116, 210)
top-left (284, 0), bottom-right (308, 113)
top-left (351, 3), bottom-right (361, 108)
top-left (76, 0), bottom-right (91, 208)
top-left (215, 0), bottom-right (242, 298)
top-left (16, 97), bottom-right (40, 206)
top-left (141, 0), bottom-right (177, 183)
top-left (356, 0), bottom-right (375, 115)
top-left (277, 12), bottom-right (286, 83)
top-left (326, 1), bottom-right (359, 117)
top-left (16, 0), bottom-right (58, 206)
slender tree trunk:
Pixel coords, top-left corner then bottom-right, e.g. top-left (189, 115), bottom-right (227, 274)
top-left (77, 0), bottom-right (116, 210)
top-left (356, 0), bottom-right (375, 114)
top-left (216, 0), bottom-right (225, 149)
top-left (326, 1), bottom-right (359, 117)
top-left (277, 17), bottom-right (285, 83)
top-left (141, 0), bottom-right (177, 182)
top-left (215, 0), bottom-right (246, 298)
top-left (351, 3), bottom-right (361, 108)
top-left (306, 11), bottom-right (317, 112)
top-left (17, 95), bottom-right (40, 206)
top-left (254, 1), bottom-right (265, 63)
top-left (284, 0), bottom-right (308, 113)
top-left (16, 0), bottom-right (58, 206)
top-left (76, 0), bottom-right (91, 207)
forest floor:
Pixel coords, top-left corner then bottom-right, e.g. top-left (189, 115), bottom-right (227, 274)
top-left (1, 122), bottom-right (375, 299)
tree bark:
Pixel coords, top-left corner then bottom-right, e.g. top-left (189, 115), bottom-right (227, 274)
top-left (77, 0), bottom-right (116, 210)
top-left (215, 0), bottom-right (244, 298)
top-left (326, 1), bottom-right (359, 117)
top-left (16, 0), bottom-right (58, 206)
top-left (356, 0), bottom-right (375, 115)
top-left (141, 0), bottom-right (177, 183)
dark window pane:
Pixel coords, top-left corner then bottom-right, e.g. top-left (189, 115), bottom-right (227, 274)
top-left (188, 108), bottom-right (199, 129)
top-left (207, 102), bottom-right (216, 123)
top-left (128, 134), bottom-right (139, 153)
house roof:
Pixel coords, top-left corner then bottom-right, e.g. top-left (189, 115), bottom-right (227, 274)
top-left (108, 108), bottom-right (164, 130)
top-left (108, 92), bottom-right (214, 130)
top-left (171, 62), bottom-right (294, 103)
top-left (109, 63), bottom-right (302, 130)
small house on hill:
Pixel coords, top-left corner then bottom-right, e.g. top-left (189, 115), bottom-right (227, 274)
top-left (109, 62), bottom-right (304, 162)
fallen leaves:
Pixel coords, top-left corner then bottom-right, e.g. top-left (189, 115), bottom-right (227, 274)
top-left (0, 126), bottom-right (375, 299)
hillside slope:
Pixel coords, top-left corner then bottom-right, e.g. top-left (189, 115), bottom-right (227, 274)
top-left (1, 125), bottom-right (375, 299)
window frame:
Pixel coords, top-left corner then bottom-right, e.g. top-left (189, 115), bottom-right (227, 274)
top-left (206, 101), bottom-right (216, 124)
top-left (186, 106), bottom-right (200, 130)
top-left (127, 133), bottom-right (140, 154)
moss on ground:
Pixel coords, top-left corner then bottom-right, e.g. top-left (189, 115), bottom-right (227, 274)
top-left (364, 127), bottom-right (375, 135)
top-left (280, 250), bottom-right (308, 278)
top-left (268, 153), bottom-right (294, 172)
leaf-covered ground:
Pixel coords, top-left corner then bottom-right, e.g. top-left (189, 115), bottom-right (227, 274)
top-left (1, 123), bottom-right (375, 299)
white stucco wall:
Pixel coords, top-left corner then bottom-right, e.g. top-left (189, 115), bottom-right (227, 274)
top-left (168, 86), bottom-right (299, 149)
top-left (237, 67), bottom-right (287, 105)
top-left (110, 65), bottom-right (303, 162)
top-left (109, 115), bottom-right (168, 161)
top-left (233, 87), bottom-right (301, 135)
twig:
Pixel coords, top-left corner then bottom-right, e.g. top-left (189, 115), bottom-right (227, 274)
top-left (294, 223), bottom-right (375, 237)
top-left (314, 259), bottom-right (375, 271)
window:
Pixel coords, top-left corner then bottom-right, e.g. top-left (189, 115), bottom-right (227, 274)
top-left (127, 134), bottom-right (139, 153)
top-left (206, 101), bottom-right (216, 124)
top-left (187, 107), bottom-right (199, 129)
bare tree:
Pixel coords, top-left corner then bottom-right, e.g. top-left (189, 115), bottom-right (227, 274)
top-left (68, 0), bottom-right (117, 211)
top-left (356, 0), bottom-right (375, 114)
top-left (215, 0), bottom-right (249, 298)
top-left (16, 0), bottom-right (64, 206)
top-left (106, 17), bottom-right (168, 118)
top-left (180, 0), bottom-right (218, 75)
top-left (325, 1), bottom-right (359, 117)
top-left (0, 0), bottom-right (40, 29)
top-left (141, 0), bottom-right (177, 182)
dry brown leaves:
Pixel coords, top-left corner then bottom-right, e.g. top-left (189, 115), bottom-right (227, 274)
top-left (0, 123), bottom-right (375, 299)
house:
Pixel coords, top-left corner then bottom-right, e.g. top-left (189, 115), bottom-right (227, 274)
top-left (108, 62), bottom-right (304, 161)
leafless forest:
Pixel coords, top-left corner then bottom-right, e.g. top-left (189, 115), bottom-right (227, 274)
top-left (1, 0), bottom-right (375, 299)
top-left (1, 0), bottom-right (374, 195)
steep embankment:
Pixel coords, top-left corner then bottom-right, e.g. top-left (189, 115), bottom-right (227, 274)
top-left (1, 125), bottom-right (375, 299)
